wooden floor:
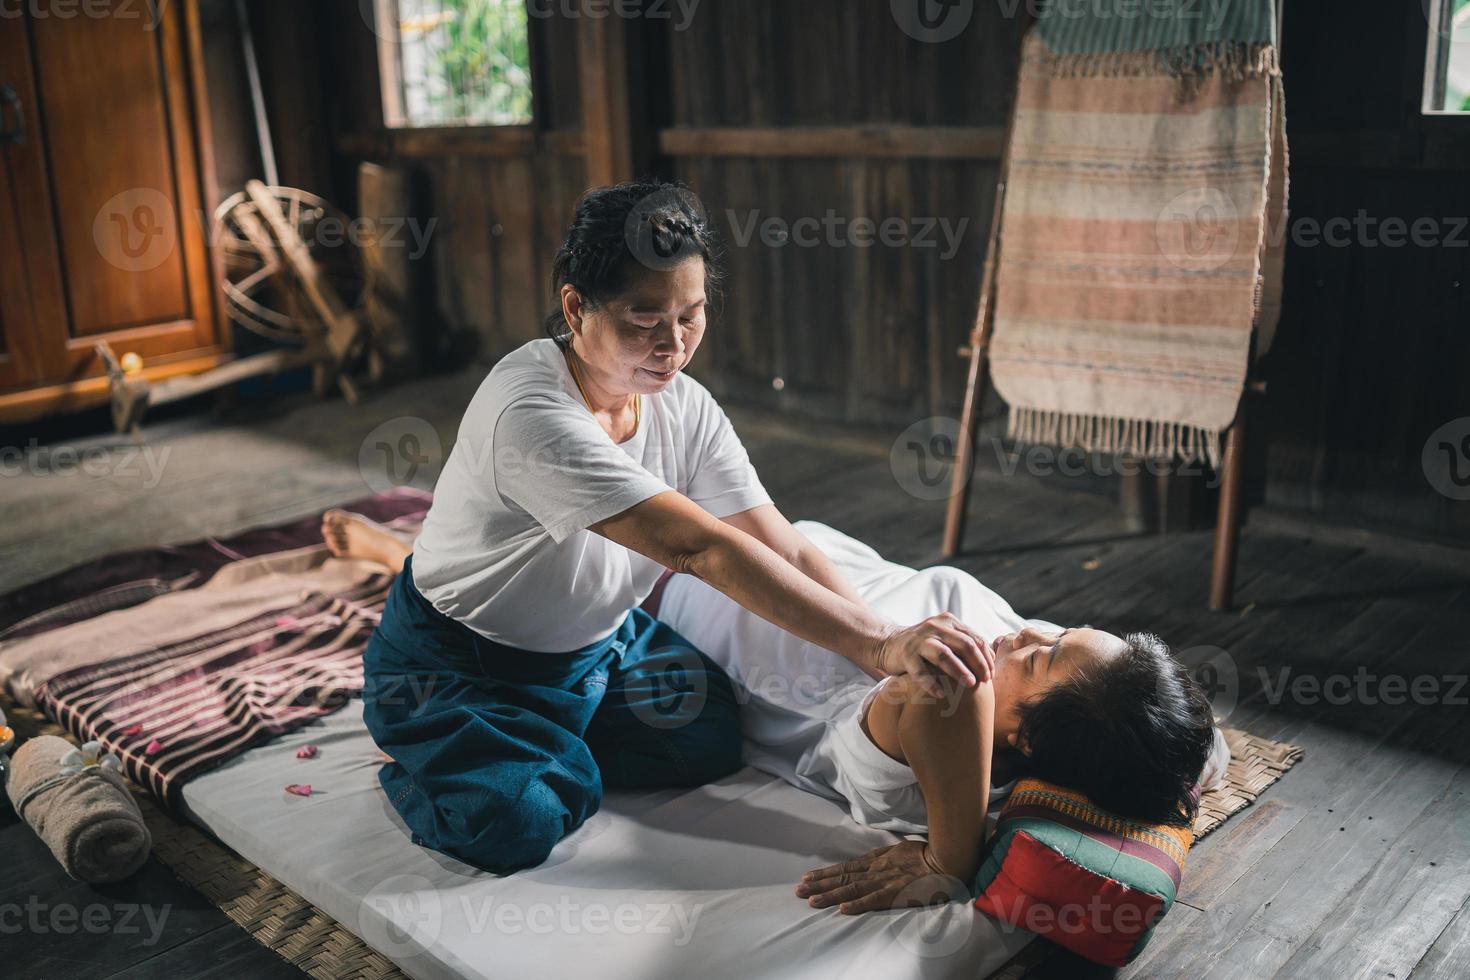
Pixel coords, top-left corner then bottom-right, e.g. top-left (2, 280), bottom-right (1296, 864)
top-left (3, 370), bottom-right (1469, 979)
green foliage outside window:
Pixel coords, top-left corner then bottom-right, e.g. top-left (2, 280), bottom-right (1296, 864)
top-left (398, 0), bottom-right (533, 127)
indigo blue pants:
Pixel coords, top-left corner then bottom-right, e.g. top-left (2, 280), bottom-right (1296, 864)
top-left (363, 555), bottom-right (743, 874)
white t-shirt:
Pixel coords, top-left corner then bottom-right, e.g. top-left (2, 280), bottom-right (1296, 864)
top-left (411, 338), bottom-right (772, 652)
top-left (658, 521), bottom-right (1058, 789)
top-left (659, 521), bottom-right (1230, 802)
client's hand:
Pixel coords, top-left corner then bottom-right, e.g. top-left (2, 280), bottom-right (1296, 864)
top-left (795, 841), bottom-right (965, 915)
top-left (874, 614), bottom-right (994, 698)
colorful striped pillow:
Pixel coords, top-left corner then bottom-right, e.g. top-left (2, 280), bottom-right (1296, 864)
top-left (971, 779), bottom-right (1193, 967)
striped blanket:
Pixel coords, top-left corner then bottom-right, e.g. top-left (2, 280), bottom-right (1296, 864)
top-left (0, 490), bottom-right (429, 807)
top-left (989, 4), bottom-right (1287, 467)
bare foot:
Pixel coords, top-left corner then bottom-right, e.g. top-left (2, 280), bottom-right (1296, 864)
top-left (320, 510), bottom-right (411, 574)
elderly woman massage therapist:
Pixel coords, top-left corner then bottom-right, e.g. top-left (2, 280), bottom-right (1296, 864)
top-left (362, 182), bottom-right (994, 874)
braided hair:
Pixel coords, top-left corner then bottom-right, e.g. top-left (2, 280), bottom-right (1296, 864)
top-left (544, 181), bottom-right (724, 348)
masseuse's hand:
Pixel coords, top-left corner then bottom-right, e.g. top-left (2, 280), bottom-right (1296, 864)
top-left (874, 614), bottom-right (993, 697)
top-left (796, 841), bottom-right (963, 915)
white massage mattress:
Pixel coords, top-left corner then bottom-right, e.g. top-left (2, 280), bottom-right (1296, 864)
top-left (179, 700), bottom-right (1034, 980)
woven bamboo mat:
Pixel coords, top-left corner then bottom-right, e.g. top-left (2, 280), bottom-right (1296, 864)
top-left (3, 699), bottom-right (1299, 980)
top-left (1195, 728), bottom-right (1304, 839)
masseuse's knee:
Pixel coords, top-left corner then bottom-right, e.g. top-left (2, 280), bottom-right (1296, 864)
top-left (620, 681), bottom-right (743, 786)
top-left (363, 681), bottom-right (603, 871)
top-left (610, 643), bottom-right (744, 784)
top-left (449, 779), bottom-right (592, 873)
top-left (681, 700), bottom-right (744, 783)
top-left (674, 654), bottom-right (744, 782)
top-left (389, 756), bottom-right (601, 873)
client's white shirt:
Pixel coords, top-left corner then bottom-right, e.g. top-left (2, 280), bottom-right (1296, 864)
top-left (659, 521), bottom-right (1232, 823)
top-left (412, 339), bottom-right (771, 652)
top-left (658, 521), bottom-right (1060, 818)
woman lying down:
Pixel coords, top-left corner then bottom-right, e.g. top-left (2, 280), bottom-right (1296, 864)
top-left (323, 510), bottom-right (1229, 915)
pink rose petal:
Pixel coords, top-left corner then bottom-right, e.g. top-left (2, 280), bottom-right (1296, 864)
top-left (285, 783), bottom-right (313, 797)
top-left (144, 738), bottom-right (164, 755)
top-left (295, 745), bottom-right (319, 759)
top-left (121, 724), bottom-right (143, 737)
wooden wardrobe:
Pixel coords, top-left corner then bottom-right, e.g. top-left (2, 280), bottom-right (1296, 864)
top-left (0, 0), bottom-right (225, 423)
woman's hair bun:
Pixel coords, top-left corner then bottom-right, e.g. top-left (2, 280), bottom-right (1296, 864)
top-left (544, 180), bottom-right (724, 346)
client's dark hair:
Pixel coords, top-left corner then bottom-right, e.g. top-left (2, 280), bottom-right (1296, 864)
top-left (1014, 632), bottom-right (1215, 826)
top-left (544, 180), bottom-right (724, 348)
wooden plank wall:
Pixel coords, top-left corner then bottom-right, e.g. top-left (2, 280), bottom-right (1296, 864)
top-left (314, 0), bottom-right (589, 363)
top-left (666, 1), bottom-right (1023, 424)
top-left (1265, 3), bottom-right (1470, 540)
top-left (227, 0), bottom-right (1468, 542)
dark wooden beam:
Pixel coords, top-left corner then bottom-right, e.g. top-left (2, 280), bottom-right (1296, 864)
top-left (335, 127), bottom-right (584, 160)
top-left (659, 125), bottom-right (1006, 160)
top-left (183, 0), bottom-right (228, 356)
top-left (577, 1), bottom-right (635, 185)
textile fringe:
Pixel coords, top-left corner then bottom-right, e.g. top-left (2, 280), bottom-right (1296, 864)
top-left (1007, 406), bottom-right (1223, 470)
top-left (1028, 40), bottom-right (1279, 95)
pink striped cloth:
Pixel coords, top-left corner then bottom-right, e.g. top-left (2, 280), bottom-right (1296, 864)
top-left (988, 32), bottom-right (1288, 467)
top-left (36, 574), bottom-right (393, 806)
top-left (0, 491), bottom-right (430, 808)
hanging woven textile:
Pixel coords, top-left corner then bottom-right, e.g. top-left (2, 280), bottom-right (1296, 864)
top-left (988, 0), bottom-right (1288, 467)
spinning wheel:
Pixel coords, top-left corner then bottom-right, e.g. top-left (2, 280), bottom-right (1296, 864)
top-left (214, 186), bottom-right (365, 344)
top-left (100, 181), bottom-right (373, 434)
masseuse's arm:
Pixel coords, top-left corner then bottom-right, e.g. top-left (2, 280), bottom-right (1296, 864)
top-left (591, 491), bottom-right (992, 694)
top-left (719, 504), bottom-right (870, 611)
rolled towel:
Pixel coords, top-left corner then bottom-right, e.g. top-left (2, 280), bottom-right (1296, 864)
top-left (7, 735), bottom-right (151, 882)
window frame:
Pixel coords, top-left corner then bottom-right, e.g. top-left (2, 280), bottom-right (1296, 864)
top-left (1423, 0), bottom-right (1470, 115)
top-left (372, 0), bottom-right (537, 132)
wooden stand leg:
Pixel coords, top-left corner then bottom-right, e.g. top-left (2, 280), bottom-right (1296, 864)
top-left (942, 173), bottom-right (1013, 560)
top-left (942, 346), bottom-right (990, 558)
top-left (1209, 415), bottom-right (1247, 611)
top-left (940, 10), bottom-right (1035, 559)
top-left (1119, 457), bottom-right (1150, 533)
top-left (946, 352), bottom-right (993, 555)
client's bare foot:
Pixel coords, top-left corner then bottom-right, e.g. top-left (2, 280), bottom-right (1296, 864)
top-left (321, 510), bottom-right (411, 574)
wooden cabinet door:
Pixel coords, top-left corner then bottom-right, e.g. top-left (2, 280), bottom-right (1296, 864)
top-left (0, 148), bottom-right (44, 389)
top-left (0, 16), bottom-right (63, 391)
top-left (0, 0), bottom-right (220, 399)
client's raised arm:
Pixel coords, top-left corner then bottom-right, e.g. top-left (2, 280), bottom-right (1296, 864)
top-left (795, 675), bottom-right (994, 913)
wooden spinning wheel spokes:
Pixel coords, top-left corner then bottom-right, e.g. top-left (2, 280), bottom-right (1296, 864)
top-left (214, 186), bottom-right (364, 344)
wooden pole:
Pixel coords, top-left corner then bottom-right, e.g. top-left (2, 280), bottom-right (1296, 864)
top-left (235, 0), bottom-right (278, 186)
top-left (1209, 0), bottom-right (1285, 610)
top-left (1210, 415), bottom-right (1247, 611)
top-left (359, 162), bottom-right (420, 383)
top-left (577, 2), bottom-right (634, 187)
top-left (941, 173), bottom-right (1006, 558)
top-left (941, 18), bottom-right (1032, 559)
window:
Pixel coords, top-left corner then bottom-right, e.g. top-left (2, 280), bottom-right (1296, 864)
top-left (375, 0), bottom-right (534, 128)
top-left (1425, 0), bottom-right (1470, 113)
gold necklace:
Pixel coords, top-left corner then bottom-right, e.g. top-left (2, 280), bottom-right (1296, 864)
top-left (565, 348), bottom-right (640, 433)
